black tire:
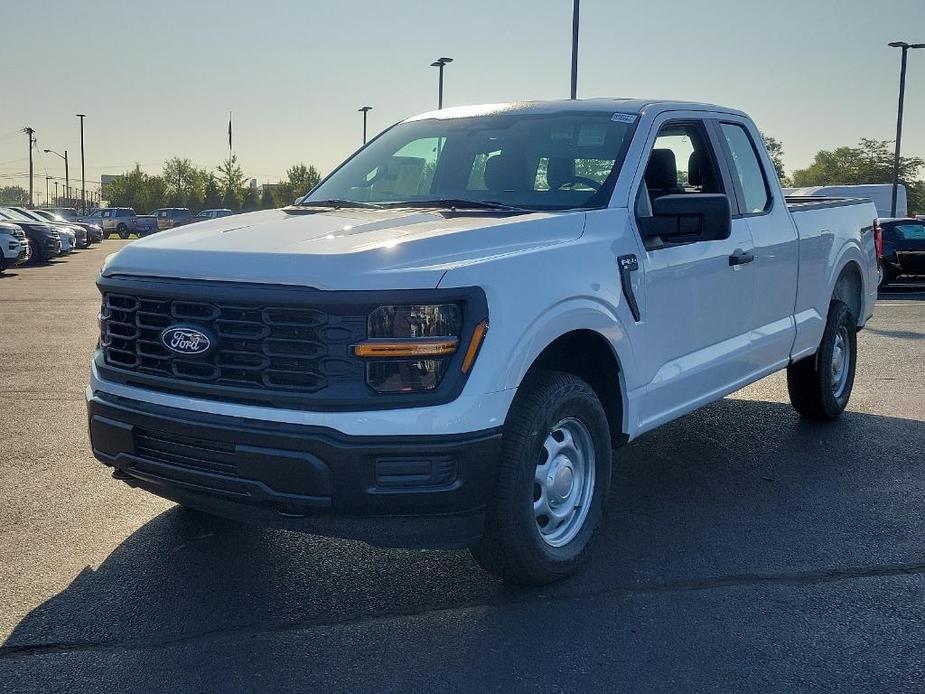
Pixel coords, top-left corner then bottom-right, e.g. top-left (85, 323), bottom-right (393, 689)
top-left (117, 224), bottom-right (129, 240)
top-left (787, 300), bottom-right (857, 420)
top-left (25, 238), bottom-right (41, 265)
top-left (878, 265), bottom-right (894, 291)
top-left (470, 371), bottom-right (612, 585)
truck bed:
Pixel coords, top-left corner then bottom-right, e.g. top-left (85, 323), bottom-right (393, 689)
top-left (785, 196), bottom-right (873, 213)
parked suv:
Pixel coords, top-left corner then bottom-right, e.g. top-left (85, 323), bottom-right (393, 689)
top-left (0, 221), bottom-right (28, 271)
top-left (10, 207), bottom-right (89, 249)
top-left (88, 99), bottom-right (878, 584)
top-left (0, 208), bottom-right (60, 263)
top-left (32, 209), bottom-right (103, 244)
top-left (101, 208), bottom-right (136, 239)
top-left (154, 208), bottom-right (194, 230)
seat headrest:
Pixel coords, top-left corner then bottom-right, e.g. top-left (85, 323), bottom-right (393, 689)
top-left (645, 149), bottom-right (678, 191)
top-left (484, 153), bottom-right (528, 192)
top-left (546, 157), bottom-right (575, 190)
top-left (688, 150), bottom-right (706, 187)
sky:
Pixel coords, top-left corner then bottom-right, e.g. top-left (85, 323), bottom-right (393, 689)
top-left (1, 0), bottom-right (924, 202)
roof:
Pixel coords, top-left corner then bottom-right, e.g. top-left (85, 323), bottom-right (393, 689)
top-left (404, 98), bottom-right (746, 122)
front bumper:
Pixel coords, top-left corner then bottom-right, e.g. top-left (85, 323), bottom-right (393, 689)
top-left (87, 391), bottom-right (502, 549)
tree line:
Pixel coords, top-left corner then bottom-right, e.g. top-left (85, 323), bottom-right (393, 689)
top-left (104, 157), bottom-right (322, 214)
top-left (763, 135), bottom-right (924, 213)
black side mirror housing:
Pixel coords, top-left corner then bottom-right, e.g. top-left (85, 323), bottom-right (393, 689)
top-left (639, 193), bottom-right (732, 243)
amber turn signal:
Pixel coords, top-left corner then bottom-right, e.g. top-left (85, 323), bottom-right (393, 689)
top-left (461, 320), bottom-right (488, 374)
top-left (352, 338), bottom-right (459, 358)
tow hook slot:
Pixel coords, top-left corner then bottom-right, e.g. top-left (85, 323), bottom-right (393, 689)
top-left (618, 254), bottom-right (641, 322)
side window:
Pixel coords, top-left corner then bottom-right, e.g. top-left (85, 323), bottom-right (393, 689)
top-left (638, 121), bottom-right (724, 215)
top-left (720, 123), bottom-right (770, 214)
top-left (102, 210), bottom-right (113, 218)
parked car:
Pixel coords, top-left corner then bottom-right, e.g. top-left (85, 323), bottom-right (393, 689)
top-left (878, 217), bottom-right (925, 288)
top-left (88, 99), bottom-right (878, 584)
top-left (12, 207), bottom-right (90, 248)
top-left (57, 227), bottom-right (76, 254)
top-left (32, 209), bottom-right (103, 244)
top-left (154, 207), bottom-right (194, 230)
top-left (100, 208), bottom-right (136, 239)
top-left (193, 208), bottom-right (234, 222)
top-left (0, 208), bottom-right (60, 263)
top-left (0, 221), bottom-right (28, 272)
top-left (132, 214), bottom-right (159, 237)
top-left (48, 207), bottom-right (79, 222)
top-left (80, 209), bottom-right (105, 225)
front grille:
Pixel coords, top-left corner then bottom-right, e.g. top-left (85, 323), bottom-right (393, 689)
top-left (135, 427), bottom-right (237, 475)
top-left (100, 291), bottom-right (367, 399)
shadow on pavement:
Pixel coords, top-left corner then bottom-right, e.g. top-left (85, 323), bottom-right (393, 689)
top-left (3, 398), bottom-right (925, 691)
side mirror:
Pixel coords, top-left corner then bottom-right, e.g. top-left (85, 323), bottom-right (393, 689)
top-left (639, 193), bottom-right (731, 243)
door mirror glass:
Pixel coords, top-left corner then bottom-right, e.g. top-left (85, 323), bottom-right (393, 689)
top-left (639, 193), bottom-right (731, 243)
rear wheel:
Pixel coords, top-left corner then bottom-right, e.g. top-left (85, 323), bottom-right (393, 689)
top-left (117, 223), bottom-right (129, 240)
top-left (470, 371), bottom-right (612, 585)
top-left (25, 238), bottom-right (41, 265)
top-left (787, 300), bottom-right (857, 420)
top-left (878, 265), bottom-right (894, 291)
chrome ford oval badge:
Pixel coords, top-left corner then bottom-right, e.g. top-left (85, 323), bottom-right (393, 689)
top-left (160, 326), bottom-right (213, 356)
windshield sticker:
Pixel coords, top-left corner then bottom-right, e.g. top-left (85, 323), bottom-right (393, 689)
top-left (578, 125), bottom-right (607, 146)
top-left (549, 124), bottom-right (575, 141)
top-left (610, 112), bottom-right (637, 123)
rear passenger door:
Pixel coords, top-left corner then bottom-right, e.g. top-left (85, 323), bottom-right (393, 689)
top-left (716, 119), bottom-right (798, 371)
top-left (631, 114), bottom-right (757, 430)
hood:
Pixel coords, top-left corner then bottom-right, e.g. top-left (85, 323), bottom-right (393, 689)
top-left (101, 207), bottom-right (585, 290)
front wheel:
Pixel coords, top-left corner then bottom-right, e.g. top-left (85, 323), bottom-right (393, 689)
top-left (787, 300), bottom-right (857, 420)
top-left (470, 371), bottom-right (612, 585)
top-left (117, 224), bottom-right (129, 240)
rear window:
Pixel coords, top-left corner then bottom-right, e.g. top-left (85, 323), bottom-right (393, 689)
top-left (887, 223), bottom-right (925, 241)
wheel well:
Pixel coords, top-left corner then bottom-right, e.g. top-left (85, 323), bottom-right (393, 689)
top-left (833, 261), bottom-right (863, 324)
top-left (526, 330), bottom-right (625, 446)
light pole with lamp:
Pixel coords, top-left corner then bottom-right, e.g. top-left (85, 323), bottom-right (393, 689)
top-left (358, 106), bottom-right (372, 144)
top-left (44, 149), bottom-right (69, 204)
top-left (430, 57), bottom-right (453, 109)
top-left (887, 41), bottom-right (925, 217)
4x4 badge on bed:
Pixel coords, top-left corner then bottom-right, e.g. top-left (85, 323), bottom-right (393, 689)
top-left (160, 326), bottom-right (213, 356)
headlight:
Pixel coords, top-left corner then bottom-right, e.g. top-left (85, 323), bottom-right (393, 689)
top-left (352, 304), bottom-right (467, 393)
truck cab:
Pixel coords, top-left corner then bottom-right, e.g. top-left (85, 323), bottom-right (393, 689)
top-left (87, 99), bottom-right (878, 584)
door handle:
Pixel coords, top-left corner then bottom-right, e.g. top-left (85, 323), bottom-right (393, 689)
top-left (617, 254), bottom-right (641, 322)
top-left (728, 249), bottom-right (755, 266)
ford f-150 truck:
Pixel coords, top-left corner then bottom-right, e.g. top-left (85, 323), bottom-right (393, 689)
top-left (88, 99), bottom-right (878, 584)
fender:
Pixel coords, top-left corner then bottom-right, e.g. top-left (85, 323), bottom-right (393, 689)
top-left (826, 237), bottom-right (874, 326)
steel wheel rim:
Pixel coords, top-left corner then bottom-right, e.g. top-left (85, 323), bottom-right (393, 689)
top-left (533, 417), bottom-right (596, 548)
top-left (831, 327), bottom-right (850, 397)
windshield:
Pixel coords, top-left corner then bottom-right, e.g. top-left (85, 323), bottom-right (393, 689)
top-left (302, 111), bottom-right (636, 211)
top-left (0, 208), bottom-right (32, 222)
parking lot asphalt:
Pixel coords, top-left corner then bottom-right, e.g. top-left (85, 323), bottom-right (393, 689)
top-left (1, 242), bottom-right (924, 693)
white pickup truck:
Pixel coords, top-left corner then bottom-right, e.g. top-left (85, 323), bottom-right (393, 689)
top-left (88, 99), bottom-right (878, 584)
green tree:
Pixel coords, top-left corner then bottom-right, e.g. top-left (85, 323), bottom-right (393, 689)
top-left (760, 132), bottom-right (788, 185)
top-left (260, 185), bottom-right (276, 210)
top-left (0, 185), bottom-right (28, 205)
top-left (202, 174), bottom-right (222, 209)
top-left (241, 186), bottom-right (259, 212)
top-left (792, 138), bottom-right (925, 214)
top-left (286, 163), bottom-right (321, 197)
top-left (217, 154), bottom-right (245, 211)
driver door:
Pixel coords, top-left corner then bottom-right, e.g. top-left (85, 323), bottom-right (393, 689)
top-left (632, 116), bottom-right (757, 431)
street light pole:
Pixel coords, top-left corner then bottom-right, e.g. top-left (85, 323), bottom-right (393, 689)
top-left (570, 0), bottom-right (580, 99)
top-left (45, 176), bottom-right (51, 207)
top-left (24, 127), bottom-right (35, 207)
top-left (54, 181), bottom-right (59, 205)
top-left (358, 106), bottom-right (372, 144)
top-left (43, 148), bottom-right (69, 203)
top-left (430, 57), bottom-right (453, 109)
top-left (76, 114), bottom-right (86, 213)
top-left (888, 41), bottom-right (925, 217)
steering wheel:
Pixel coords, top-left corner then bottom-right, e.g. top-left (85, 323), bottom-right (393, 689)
top-left (555, 176), bottom-right (602, 191)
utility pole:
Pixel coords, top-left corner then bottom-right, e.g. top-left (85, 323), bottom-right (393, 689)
top-left (54, 181), bottom-right (59, 205)
top-left (45, 176), bottom-right (51, 207)
top-left (64, 151), bottom-right (69, 203)
top-left (77, 114), bottom-right (86, 213)
top-left (24, 127), bottom-right (35, 207)
top-left (430, 57), bottom-right (453, 109)
top-left (570, 0), bottom-right (580, 99)
top-left (888, 41), bottom-right (925, 217)
top-left (358, 106), bottom-right (372, 144)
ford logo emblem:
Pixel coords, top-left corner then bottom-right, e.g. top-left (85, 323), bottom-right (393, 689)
top-left (160, 326), bottom-right (214, 356)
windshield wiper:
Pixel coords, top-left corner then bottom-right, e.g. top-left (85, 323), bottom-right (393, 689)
top-left (292, 199), bottom-right (384, 209)
top-left (385, 198), bottom-right (531, 212)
